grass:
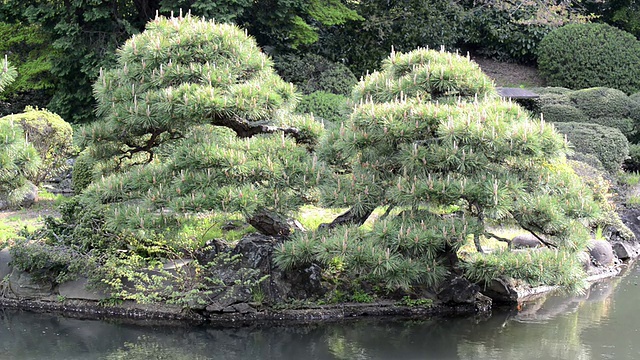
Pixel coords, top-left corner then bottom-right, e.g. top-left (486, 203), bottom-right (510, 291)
top-left (0, 190), bottom-right (68, 248)
top-left (620, 171), bottom-right (640, 186)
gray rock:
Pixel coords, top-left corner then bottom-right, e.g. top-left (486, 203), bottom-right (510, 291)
top-left (20, 182), bottom-right (38, 208)
top-left (58, 277), bottom-right (107, 301)
top-left (0, 248), bottom-right (12, 281)
top-left (233, 302), bottom-right (257, 314)
top-left (611, 241), bottom-right (640, 261)
top-left (438, 276), bottom-right (481, 304)
top-left (7, 270), bottom-right (53, 299)
top-left (589, 240), bottom-right (614, 266)
top-left (511, 234), bottom-right (544, 249)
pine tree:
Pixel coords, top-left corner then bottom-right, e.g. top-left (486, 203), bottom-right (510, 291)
top-left (73, 14), bottom-right (324, 244)
top-left (0, 58), bottom-right (42, 207)
top-left (277, 48), bottom-right (604, 291)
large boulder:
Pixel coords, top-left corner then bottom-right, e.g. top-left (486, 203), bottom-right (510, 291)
top-left (511, 234), bottom-right (544, 249)
top-left (588, 240), bottom-right (615, 266)
top-left (6, 269), bottom-right (53, 299)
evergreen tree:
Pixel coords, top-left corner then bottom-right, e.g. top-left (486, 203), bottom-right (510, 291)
top-left (277, 49), bottom-right (604, 291)
top-left (72, 14), bottom-right (323, 244)
top-left (0, 59), bottom-right (42, 207)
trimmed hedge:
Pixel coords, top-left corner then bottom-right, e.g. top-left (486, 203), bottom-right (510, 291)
top-left (537, 23), bottom-right (640, 94)
top-left (568, 87), bottom-right (630, 119)
top-left (540, 104), bottom-right (587, 123)
top-left (553, 122), bottom-right (628, 174)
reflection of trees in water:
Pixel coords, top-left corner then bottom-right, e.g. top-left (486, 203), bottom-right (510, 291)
top-left (457, 276), bottom-right (621, 360)
top-left (0, 270), bottom-right (634, 360)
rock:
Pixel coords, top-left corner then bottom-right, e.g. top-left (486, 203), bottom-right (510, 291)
top-left (482, 277), bottom-right (519, 303)
top-left (58, 277), bottom-right (108, 301)
top-left (194, 238), bottom-right (230, 265)
top-left (577, 251), bottom-right (591, 271)
top-left (233, 302), bottom-right (257, 314)
top-left (0, 248), bottom-right (12, 281)
top-left (611, 239), bottom-right (640, 261)
top-left (438, 276), bottom-right (482, 304)
top-left (20, 182), bottom-right (38, 208)
top-left (511, 234), bottom-right (544, 249)
top-left (7, 270), bottom-right (53, 299)
top-left (589, 240), bottom-right (614, 266)
top-left (232, 233), bottom-right (280, 269)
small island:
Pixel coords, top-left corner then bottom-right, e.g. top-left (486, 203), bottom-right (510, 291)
top-left (1, 14), bottom-right (639, 325)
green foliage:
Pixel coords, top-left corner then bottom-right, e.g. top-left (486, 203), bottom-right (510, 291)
top-left (554, 122), bottom-right (629, 174)
top-left (71, 150), bottom-right (96, 194)
top-left (461, 2), bottom-right (553, 64)
top-left (274, 54), bottom-right (357, 96)
top-left (279, 48), bottom-right (602, 292)
top-left (534, 87), bottom-right (640, 140)
top-left (624, 143), bottom-right (640, 172)
top-left (313, 0), bottom-right (465, 76)
top-left (540, 104), bottom-right (588, 123)
top-left (0, 22), bottom-right (54, 95)
top-left (537, 23), bottom-right (640, 94)
top-left (0, 120), bottom-right (41, 207)
top-left (462, 249), bottom-right (586, 290)
top-left (0, 56), bottom-right (16, 93)
top-left (568, 87), bottom-right (631, 119)
top-left (296, 91), bottom-right (350, 124)
top-left (0, 107), bottom-right (73, 184)
top-left (9, 239), bottom-right (96, 284)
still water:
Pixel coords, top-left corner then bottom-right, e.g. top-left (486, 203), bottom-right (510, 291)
top-left (1, 265), bottom-right (639, 360)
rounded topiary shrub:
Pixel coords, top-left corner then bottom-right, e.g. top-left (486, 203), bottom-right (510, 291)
top-left (274, 53), bottom-right (357, 96)
top-left (540, 104), bottom-right (588, 123)
top-left (537, 23), bottom-right (640, 94)
top-left (0, 106), bottom-right (73, 184)
top-left (568, 87), bottom-right (631, 119)
top-left (296, 91), bottom-right (350, 125)
top-left (553, 122), bottom-right (629, 174)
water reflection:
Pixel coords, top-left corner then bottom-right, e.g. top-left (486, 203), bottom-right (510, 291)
top-left (1, 265), bottom-right (639, 360)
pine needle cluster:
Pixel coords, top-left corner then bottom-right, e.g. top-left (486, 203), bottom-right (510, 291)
top-left (277, 48), bottom-right (603, 291)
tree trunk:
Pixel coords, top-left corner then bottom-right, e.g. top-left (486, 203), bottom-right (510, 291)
top-left (320, 206), bottom-right (375, 229)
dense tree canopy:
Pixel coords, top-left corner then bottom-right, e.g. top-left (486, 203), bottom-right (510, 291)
top-left (277, 49), bottom-right (604, 291)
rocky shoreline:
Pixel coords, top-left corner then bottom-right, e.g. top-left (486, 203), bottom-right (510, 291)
top-left (2, 208), bottom-right (640, 327)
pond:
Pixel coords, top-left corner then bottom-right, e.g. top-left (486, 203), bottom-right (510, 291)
top-left (2, 264), bottom-right (639, 360)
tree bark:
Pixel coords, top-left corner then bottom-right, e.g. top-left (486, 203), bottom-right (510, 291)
top-left (319, 206), bottom-right (375, 229)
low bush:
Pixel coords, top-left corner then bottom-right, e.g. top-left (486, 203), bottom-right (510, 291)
top-left (540, 104), bottom-right (587, 123)
top-left (296, 91), bottom-right (350, 124)
top-left (624, 143), bottom-right (640, 172)
top-left (71, 150), bottom-right (96, 193)
top-left (273, 53), bottom-right (357, 96)
top-left (568, 87), bottom-right (631, 119)
top-left (553, 122), bottom-right (629, 174)
top-left (537, 23), bottom-right (640, 94)
top-left (0, 107), bottom-right (73, 184)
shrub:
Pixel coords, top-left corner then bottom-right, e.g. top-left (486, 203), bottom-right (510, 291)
top-left (71, 150), bottom-right (97, 193)
top-left (568, 87), bottom-right (631, 119)
top-left (0, 120), bottom-right (42, 207)
top-left (296, 91), bottom-right (350, 124)
top-left (624, 143), bottom-right (640, 172)
top-left (540, 104), bottom-right (588, 123)
top-left (553, 122), bottom-right (629, 174)
top-left (0, 107), bottom-right (73, 184)
top-left (273, 53), bottom-right (357, 96)
top-left (537, 23), bottom-right (640, 94)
